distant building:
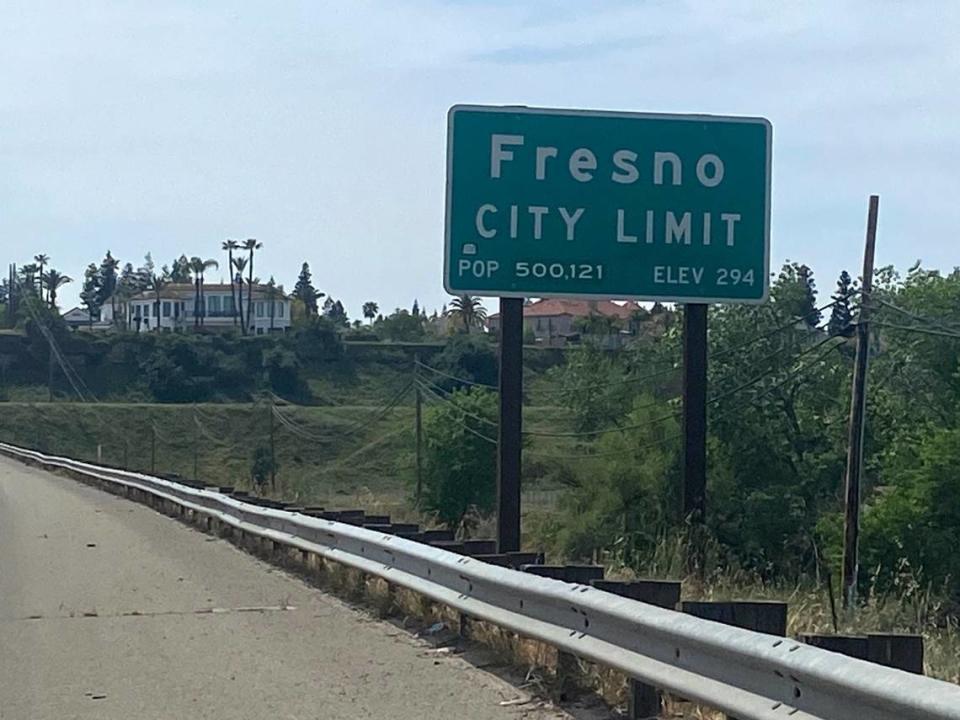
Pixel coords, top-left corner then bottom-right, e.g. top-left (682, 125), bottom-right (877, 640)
top-left (486, 298), bottom-right (644, 347)
top-left (101, 283), bottom-right (292, 334)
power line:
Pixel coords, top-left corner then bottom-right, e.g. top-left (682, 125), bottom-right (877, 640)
top-left (272, 405), bottom-right (330, 443)
top-left (709, 296), bottom-right (849, 363)
top-left (873, 321), bottom-right (960, 341)
top-left (709, 336), bottom-right (846, 421)
top-left (415, 361), bottom-right (497, 389)
top-left (415, 298), bottom-right (847, 402)
top-left (417, 382), bottom-right (499, 445)
top-left (525, 429), bottom-right (683, 461)
top-left (871, 297), bottom-right (960, 333)
top-left (532, 335), bottom-right (847, 462)
top-left (14, 279), bottom-right (96, 403)
top-left (416, 376), bottom-right (498, 427)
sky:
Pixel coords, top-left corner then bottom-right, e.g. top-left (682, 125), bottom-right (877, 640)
top-left (1, 1), bottom-right (958, 316)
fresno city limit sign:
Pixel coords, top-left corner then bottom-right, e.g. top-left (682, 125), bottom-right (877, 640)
top-left (444, 105), bottom-right (772, 303)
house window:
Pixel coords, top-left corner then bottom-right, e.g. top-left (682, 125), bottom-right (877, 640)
top-left (224, 296), bottom-right (235, 314)
top-left (174, 302), bottom-right (180, 319)
top-left (208, 296), bottom-right (221, 314)
top-left (256, 301), bottom-right (265, 318)
top-left (134, 305), bottom-right (142, 318)
top-left (278, 302), bottom-right (285, 318)
top-left (163, 301), bottom-right (171, 318)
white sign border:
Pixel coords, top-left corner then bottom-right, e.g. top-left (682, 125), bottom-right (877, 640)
top-left (443, 103), bottom-right (773, 305)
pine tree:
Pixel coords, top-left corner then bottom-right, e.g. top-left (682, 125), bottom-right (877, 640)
top-left (119, 262), bottom-right (137, 291)
top-left (135, 253), bottom-right (155, 290)
top-left (169, 255), bottom-right (191, 283)
top-left (293, 262), bottom-right (321, 315)
top-left (97, 251), bottom-right (119, 320)
top-left (828, 270), bottom-right (855, 336)
top-left (322, 297), bottom-right (348, 326)
top-left (80, 263), bottom-right (102, 323)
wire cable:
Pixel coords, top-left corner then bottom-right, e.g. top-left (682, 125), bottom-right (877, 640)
top-left (416, 297), bottom-right (848, 402)
top-left (872, 321), bottom-right (960, 340)
top-left (417, 382), bottom-right (499, 445)
top-left (531, 335), bottom-right (846, 461)
top-left (870, 297), bottom-right (960, 333)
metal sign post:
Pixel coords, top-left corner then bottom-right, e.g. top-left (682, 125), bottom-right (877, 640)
top-left (682, 303), bottom-right (708, 525)
top-left (496, 297), bottom-right (524, 552)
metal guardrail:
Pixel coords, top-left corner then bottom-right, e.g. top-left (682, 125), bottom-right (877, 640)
top-left (4, 441), bottom-right (960, 720)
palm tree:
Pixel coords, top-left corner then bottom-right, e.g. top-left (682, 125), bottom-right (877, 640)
top-left (221, 239), bottom-right (240, 326)
top-left (189, 257), bottom-right (204, 327)
top-left (43, 269), bottom-right (71, 310)
top-left (447, 294), bottom-right (487, 333)
top-left (150, 274), bottom-right (167, 332)
top-left (19, 264), bottom-right (39, 296)
top-left (266, 277), bottom-right (278, 331)
top-left (241, 238), bottom-right (262, 333)
top-left (34, 254), bottom-right (49, 300)
top-left (232, 256), bottom-right (248, 334)
top-left (362, 301), bottom-right (379, 324)
top-left (188, 257), bottom-right (218, 327)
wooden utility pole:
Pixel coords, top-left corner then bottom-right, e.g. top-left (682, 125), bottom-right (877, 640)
top-left (192, 405), bottom-right (200, 483)
top-left (497, 298), bottom-right (524, 553)
top-left (682, 303), bottom-right (708, 525)
top-left (414, 354), bottom-right (423, 504)
top-left (842, 194), bottom-right (880, 609)
top-left (150, 423), bottom-right (157, 474)
top-left (47, 341), bottom-right (55, 403)
top-left (269, 399), bottom-right (276, 491)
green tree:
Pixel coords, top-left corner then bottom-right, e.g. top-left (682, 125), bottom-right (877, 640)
top-left (549, 343), bottom-right (634, 432)
top-left (242, 238), bottom-right (262, 332)
top-left (293, 262), bottom-right (321, 315)
top-left (250, 445), bottom-right (278, 493)
top-left (773, 261), bottom-right (821, 327)
top-left (42, 269), bottom-right (72, 310)
top-left (149, 274), bottom-right (167, 332)
top-left (189, 257), bottom-right (218, 327)
top-left (827, 270), bottom-right (856, 337)
top-left (322, 297), bottom-right (349, 327)
top-left (231, 256), bottom-right (248, 332)
top-left (421, 387), bottom-right (497, 529)
top-left (447, 294), bottom-right (487, 333)
top-left (362, 301), bottom-right (379, 323)
top-left (550, 396), bottom-right (680, 563)
top-left (34, 254), bottom-right (49, 299)
top-left (375, 308), bottom-right (424, 342)
top-left (432, 335), bottom-right (498, 390)
top-left (169, 254), bottom-right (191, 283)
top-left (79, 263), bottom-right (102, 324)
top-left (98, 251), bottom-right (120, 325)
top-left (222, 239), bottom-right (240, 326)
top-left (705, 263), bottom-right (848, 574)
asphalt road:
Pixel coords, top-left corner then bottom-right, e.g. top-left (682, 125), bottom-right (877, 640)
top-left (0, 455), bottom-right (575, 720)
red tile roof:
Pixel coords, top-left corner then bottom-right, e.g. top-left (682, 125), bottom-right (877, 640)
top-left (489, 298), bottom-right (641, 321)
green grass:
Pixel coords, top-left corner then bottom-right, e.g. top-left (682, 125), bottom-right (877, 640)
top-left (0, 399), bottom-right (582, 519)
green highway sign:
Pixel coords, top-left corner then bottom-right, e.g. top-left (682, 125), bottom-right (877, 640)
top-left (444, 105), bottom-right (772, 303)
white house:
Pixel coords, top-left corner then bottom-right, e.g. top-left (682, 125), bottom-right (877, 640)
top-left (101, 283), bottom-right (292, 334)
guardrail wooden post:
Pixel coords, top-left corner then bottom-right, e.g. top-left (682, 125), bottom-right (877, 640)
top-left (592, 580), bottom-right (682, 719)
top-left (867, 633), bottom-right (924, 674)
top-left (682, 600), bottom-right (788, 720)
